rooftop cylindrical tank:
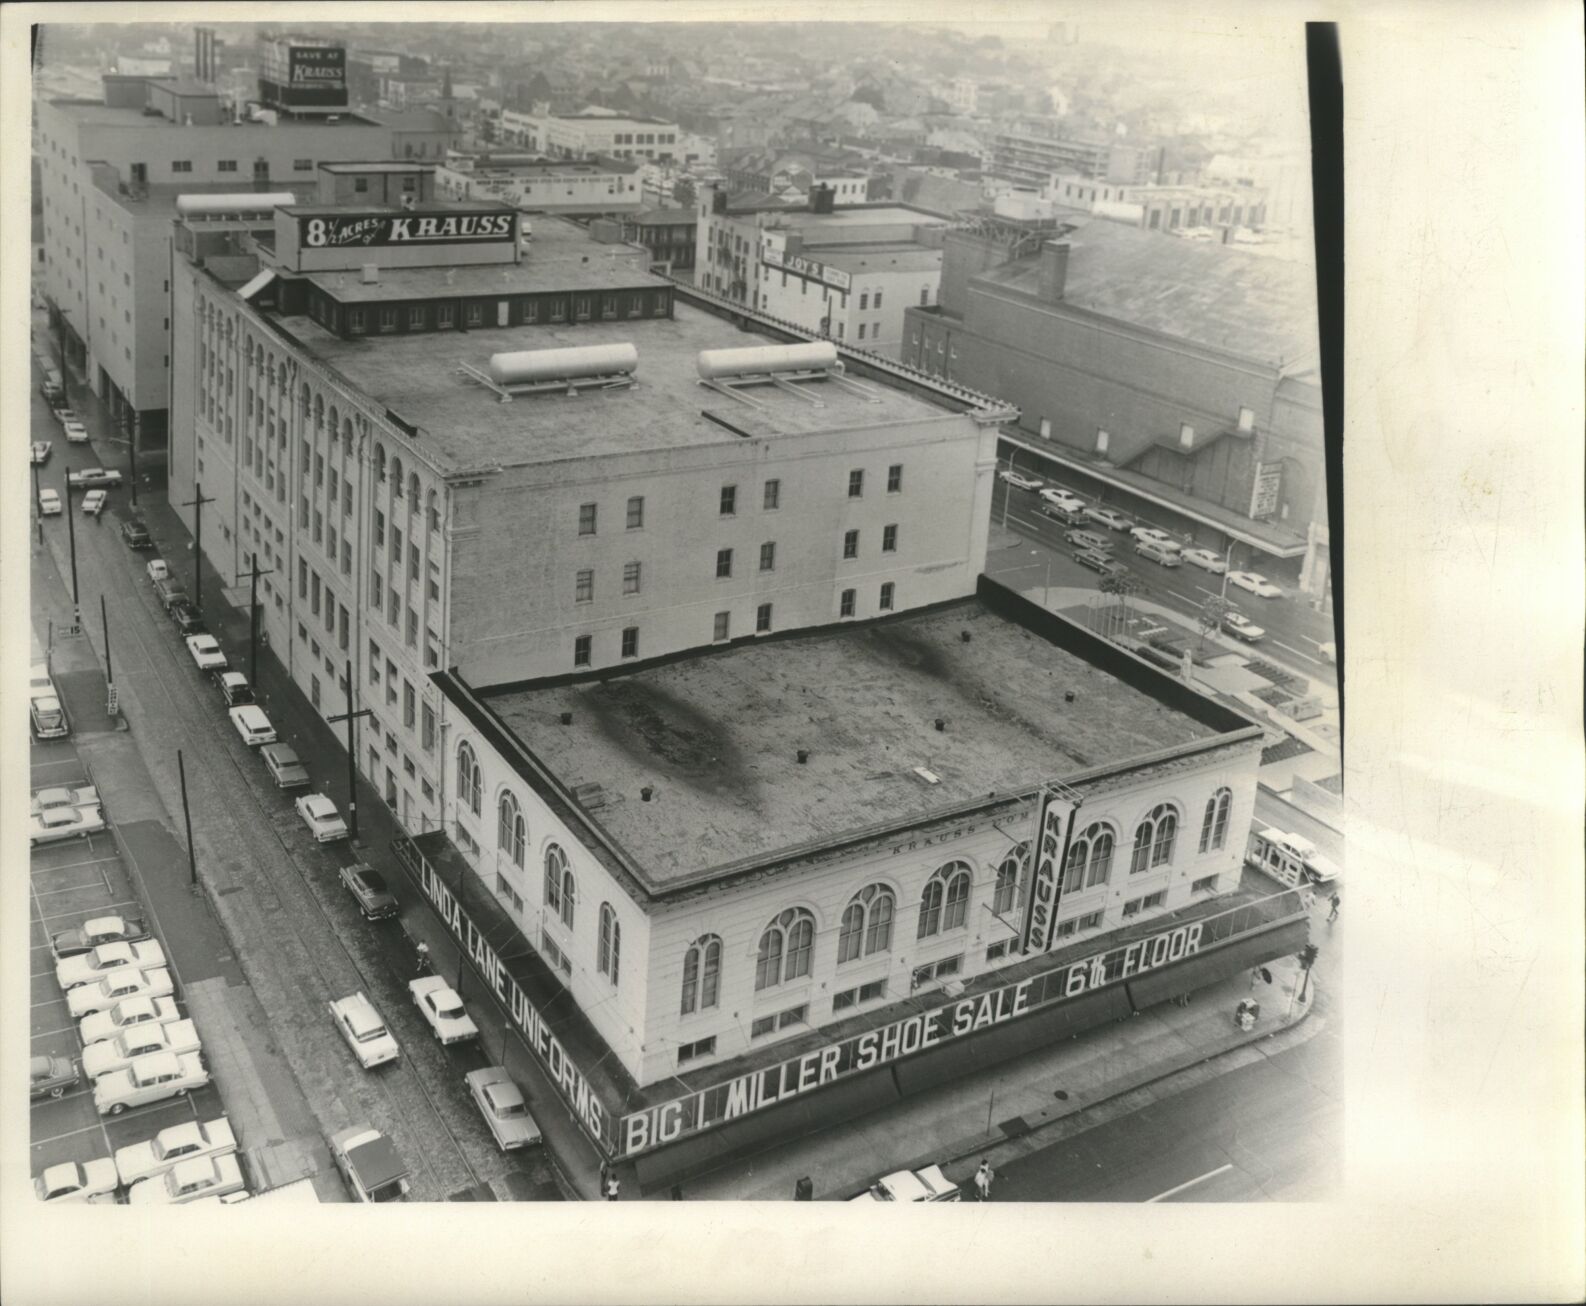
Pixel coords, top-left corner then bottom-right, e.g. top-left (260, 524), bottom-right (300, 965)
top-left (696, 341), bottom-right (839, 380)
top-left (487, 343), bottom-right (639, 386)
top-left (175, 192), bottom-right (296, 216)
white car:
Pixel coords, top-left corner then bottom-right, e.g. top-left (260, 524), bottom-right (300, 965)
top-left (31, 440), bottom-right (52, 465)
top-left (262, 743), bottom-right (311, 788)
top-left (230, 704), bottom-right (277, 746)
top-left (38, 488), bottom-right (62, 516)
top-left (1039, 487), bottom-right (1084, 512)
top-left (67, 466), bottom-right (122, 488)
top-left (146, 559), bottom-right (170, 584)
top-left (1180, 547), bottom-right (1227, 574)
top-left (127, 1153), bottom-right (245, 1206)
top-left (67, 966), bottom-right (174, 1020)
top-left (83, 1018), bottom-right (201, 1081)
top-left (62, 417), bottom-right (90, 443)
top-left (81, 994), bottom-right (181, 1046)
top-left (31, 784), bottom-right (100, 817)
top-left (115, 1117), bottom-right (238, 1187)
top-left (330, 992), bottom-right (400, 1069)
top-left (1129, 526), bottom-right (1180, 551)
top-left (1318, 641), bottom-right (1337, 664)
top-left (94, 1049), bottom-right (209, 1116)
top-left (997, 469), bottom-right (1043, 492)
top-left (295, 793), bottom-right (349, 842)
top-left (55, 939), bottom-right (167, 992)
top-left (186, 634), bottom-right (227, 671)
top-left (29, 802), bottom-right (107, 847)
top-left (1228, 570), bottom-right (1283, 598)
top-left (81, 489), bottom-right (108, 517)
top-left (850, 1164), bottom-right (962, 1202)
top-left (52, 912), bottom-right (151, 960)
top-left (1082, 505), bottom-right (1133, 532)
top-left (34, 1159), bottom-right (119, 1205)
top-left (410, 975), bottom-right (479, 1045)
top-left (1222, 612), bottom-right (1267, 643)
top-left (466, 1067), bottom-right (542, 1151)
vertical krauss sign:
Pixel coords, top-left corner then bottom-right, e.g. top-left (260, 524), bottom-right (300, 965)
top-left (1248, 462), bottom-right (1282, 520)
top-left (1021, 786), bottom-right (1080, 954)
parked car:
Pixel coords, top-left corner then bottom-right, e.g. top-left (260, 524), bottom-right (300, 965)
top-left (330, 992), bottom-right (399, 1069)
top-left (851, 1164), bottom-right (961, 1202)
top-left (1318, 641), bottom-right (1337, 664)
top-left (216, 670), bottom-right (253, 706)
top-left (1134, 540), bottom-right (1182, 567)
top-left (997, 469), bottom-right (1043, 492)
top-left (80, 489), bottom-right (108, 518)
top-left (34, 1159), bottom-right (119, 1205)
top-left (38, 488), bottom-right (62, 516)
top-left (55, 939), bottom-right (167, 992)
top-left (52, 913), bottom-right (152, 961)
top-left (1129, 526), bottom-right (1181, 551)
top-left (1038, 501), bottom-right (1086, 526)
top-left (340, 863), bottom-right (398, 920)
top-left (1180, 547), bottom-right (1227, 574)
top-left (465, 1067), bottom-right (542, 1151)
top-left (29, 802), bottom-right (107, 847)
top-left (67, 967), bottom-right (174, 1020)
top-left (186, 634), bottom-right (228, 672)
top-left (94, 1049), bottom-right (209, 1116)
top-left (1222, 612), bottom-right (1267, 643)
top-left (30, 1054), bottom-right (81, 1101)
top-left (1039, 487), bottom-right (1085, 512)
top-left (66, 466), bottom-right (121, 488)
top-left (261, 742), bottom-right (310, 788)
top-left (146, 559), bottom-right (171, 584)
top-left (83, 1018), bottom-right (201, 1081)
top-left (80, 994), bottom-right (181, 1047)
top-left (1063, 528), bottom-right (1113, 553)
top-left (62, 418), bottom-right (90, 444)
top-left (330, 1127), bottom-right (410, 1202)
top-left (120, 520), bottom-right (152, 549)
top-left (230, 704), bottom-right (277, 747)
top-left (30, 440), bottom-right (52, 465)
top-left (1082, 505), bottom-right (1134, 532)
top-left (115, 1117), bottom-right (238, 1188)
top-left (1074, 549), bottom-right (1129, 578)
top-left (410, 975), bottom-right (479, 1045)
top-left (170, 601), bottom-right (207, 637)
top-left (51, 404), bottom-right (76, 426)
top-left (1228, 570), bottom-right (1283, 598)
top-left (154, 574), bottom-right (189, 610)
top-left (295, 793), bottom-right (349, 842)
top-left (31, 784), bottom-right (100, 817)
top-left (127, 1153), bottom-right (246, 1206)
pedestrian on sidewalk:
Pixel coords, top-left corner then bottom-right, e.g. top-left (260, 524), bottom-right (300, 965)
top-left (604, 1173), bottom-right (621, 1201)
top-left (974, 1160), bottom-right (994, 1202)
top-left (1327, 892), bottom-right (1340, 923)
top-left (415, 941), bottom-right (431, 976)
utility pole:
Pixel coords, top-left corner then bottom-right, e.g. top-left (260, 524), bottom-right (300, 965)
top-left (64, 478), bottom-right (80, 622)
top-left (327, 660), bottom-right (374, 844)
top-left (239, 552), bottom-right (276, 684)
top-left (100, 595), bottom-right (113, 685)
top-left (125, 411), bottom-right (139, 509)
top-left (180, 483), bottom-right (216, 611)
top-left (31, 461), bottom-right (43, 546)
top-left (178, 750), bottom-right (199, 888)
top-left (1219, 540), bottom-right (1237, 600)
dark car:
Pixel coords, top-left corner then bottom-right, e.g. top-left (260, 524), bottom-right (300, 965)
top-left (1063, 528), bottom-right (1114, 553)
top-left (1039, 502), bottom-right (1086, 527)
top-left (340, 864), bottom-right (399, 921)
top-left (170, 601), bottom-right (207, 637)
top-left (30, 1054), bottom-right (80, 1101)
top-left (121, 520), bottom-right (153, 549)
top-left (1074, 549), bottom-right (1128, 577)
top-left (49, 913), bottom-right (152, 959)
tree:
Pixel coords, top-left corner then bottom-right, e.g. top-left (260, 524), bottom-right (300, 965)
top-left (1097, 570), bottom-right (1145, 640)
top-left (1196, 594), bottom-right (1231, 652)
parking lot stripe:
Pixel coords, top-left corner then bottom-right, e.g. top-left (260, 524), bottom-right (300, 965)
top-left (33, 899), bottom-right (142, 925)
top-left (32, 1023), bottom-right (80, 1040)
top-left (29, 853), bottom-right (121, 874)
top-left (31, 878), bottom-right (118, 899)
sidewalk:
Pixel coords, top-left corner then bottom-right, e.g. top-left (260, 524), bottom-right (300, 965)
top-left (682, 949), bottom-right (1320, 1200)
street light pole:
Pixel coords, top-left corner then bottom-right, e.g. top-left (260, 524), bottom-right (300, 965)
top-left (177, 749), bottom-right (199, 888)
top-left (327, 660), bottom-right (374, 845)
top-left (239, 552), bottom-right (276, 685)
top-left (100, 595), bottom-right (112, 686)
top-left (1219, 540), bottom-right (1236, 599)
top-left (179, 484), bottom-right (216, 612)
top-left (31, 461), bottom-right (43, 546)
top-left (63, 478), bottom-right (80, 622)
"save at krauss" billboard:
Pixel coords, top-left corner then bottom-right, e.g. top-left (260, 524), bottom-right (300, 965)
top-left (298, 211), bottom-right (516, 250)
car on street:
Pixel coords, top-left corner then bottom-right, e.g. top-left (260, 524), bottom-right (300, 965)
top-left (170, 601), bottom-right (207, 637)
top-left (29, 801), bottom-right (107, 847)
top-left (34, 1159), bottom-right (119, 1205)
top-left (850, 1164), bottom-right (961, 1202)
top-left (1134, 540), bottom-right (1182, 567)
top-left (120, 520), bottom-right (152, 549)
top-left (216, 670), bottom-right (254, 706)
top-left (330, 992), bottom-right (399, 1069)
top-left (1227, 570), bottom-right (1283, 598)
top-left (1074, 549), bottom-right (1129, 578)
top-left (1318, 641), bottom-right (1337, 664)
top-left (30, 1054), bottom-right (81, 1101)
top-left (55, 939), bottom-right (167, 992)
top-left (295, 793), bottom-right (349, 842)
top-left (997, 469), bottom-right (1043, 492)
top-left (1129, 526), bottom-right (1181, 551)
top-left (465, 1067), bottom-right (542, 1151)
top-left (1222, 612), bottom-right (1267, 643)
top-left (1082, 505), bottom-right (1133, 532)
top-left (67, 966), bottom-right (174, 1020)
top-left (230, 704), bottom-right (277, 747)
top-left (81, 489), bottom-right (108, 517)
top-left (94, 1048), bottom-right (210, 1116)
top-left (410, 975), bottom-right (479, 1045)
top-left (83, 1018), bottom-right (201, 1081)
top-left (261, 742), bottom-right (310, 788)
top-left (80, 994), bottom-right (180, 1047)
top-left (52, 404), bottom-right (77, 426)
top-left (330, 1127), bottom-right (411, 1202)
top-left (154, 573), bottom-right (188, 609)
top-left (1063, 528), bottom-right (1113, 553)
top-left (1038, 500), bottom-right (1087, 525)
top-left (62, 417), bottom-right (90, 444)
top-left (127, 1153), bottom-right (246, 1206)
top-left (31, 440), bottom-right (52, 465)
top-left (1039, 487), bottom-right (1085, 512)
top-left (146, 559), bottom-right (170, 584)
top-left (1180, 547), bottom-right (1227, 574)
top-left (114, 1117), bottom-right (238, 1188)
top-left (67, 466), bottom-right (121, 488)
top-left (31, 784), bottom-right (100, 817)
top-left (38, 488), bottom-right (62, 516)
top-left (51, 913), bottom-right (151, 959)
top-left (340, 863), bottom-right (398, 920)
top-left (186, 634), bottom-right (228, 672)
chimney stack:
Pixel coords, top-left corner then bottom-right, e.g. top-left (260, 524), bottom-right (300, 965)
top-left (1038, 240), bottom-right (1070, 302)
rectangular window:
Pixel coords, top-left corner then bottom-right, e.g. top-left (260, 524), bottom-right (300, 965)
top-left (294, 158), bottom-right (312, 172)
top-left (715, 548), bottom-right (733, 579)
top-left (218, 159), bottom-right (237, 173)
top-left (385, 659), bottom-right (398, 706)
top-left (422, 702), bottom-right (436, 751)
top-left (874, 290), bottom-right (883, 308)
top-left (857, 323), bottom-right (866, 340)
top-left (575, 569), bottom-right (594, 603)
top-left (763, 479), bottom-right (781, 510)
top-left (409, 543), bottom-right (420, 582)
top-left (338, 604), bottom-right (350, 651)
top-left (719, 484), bottom-right (736, 516)
top-left (859, 292), bottom-right (869, 310)
top-left (887, 463), bottom-right (903, 493)
top-left (1192, 875), bottom-right (1220, 894)
top-left (882, 524), bottom-right (898, 553)
top-left (407, 305), bottom-right (425, 329)
top-left (842, 529), bottom-right (859, 559)
top-left (298, 558), bottom-right (308, 598)
top-left (840, 588), bottom-right (856, 618)
top-left (677, 1036), bottom-right (716, 1065)
top-left (466, 302), bottom-right (483, 326)
top-left (373, 509), bottom-right (385, 549)
top-left (986, 940), bottom-right (1013, 963)
top-left (403, 680), bottom-right (416, 728)
top-left (756, 603), bottom-right (773, 633)
top-left (392, 526), bottom-right (403, 561)
top-left (369, 641), bottom-right (380, 683)
top-left (759, 541), bottom-right (776, 572)
top-left (879, 581), bottom-right (895, 611)
top-left (620, 627), bottom-right (639, 659)
top-left (573, 634), bottom-right (592, 667)
top-left (578, 503), bottom-right (597, 535)
top-left (848, 469), bottom-right (864, 498)
top-left (405, 610), bottom-right (417, 648)
top-left (172, 160), bottom-right (192, 173)
top-left (623, 561), bottom-right (641, 595)
top-left (713, 612), bottom-right (730, 642)
top-left (626, 495), bottom-right (644, 529)
top-left (437, 303), bottom-right (455, 328)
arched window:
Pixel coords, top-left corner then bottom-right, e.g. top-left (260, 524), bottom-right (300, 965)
top-left (680, 934), bottom-right (722, 1015)
top-left (374, 442), bottom-right (386, 483)
top-left (300, 383), bottom-right (311, 417)
top-left (544, 844), bottom-right (575, 928)
top-left (1063, 823), bottom-right (1116, 892)
top-left (278, 362), bottom-right (289, 392)
top-left (426, 489), bottom-right (440, 533)
top-left (314, 395), bottom-right (324, 430)
top-left (993, 842), bottom-right (1029, 915)
top-left (597, 904), bottom-right (620, 984)
top-left (1199, 788), bottom-right (1232, 853)
top-left (1131, 804), bottom-right (1178, 873)
top-left (837, 885), bottom-right (894, 964)
top-left (755, 908), bottom-right (815, 990)
top-left (392, 457), bottom-right (405, 496)
top-left (409, 472), bottom-right (421, 505)
top-left (497, 790), bottom-right (525, 868)
top-left (456, 740), bottom-right (481, 815)
top-left (917, 861), bottom-right (972, 938)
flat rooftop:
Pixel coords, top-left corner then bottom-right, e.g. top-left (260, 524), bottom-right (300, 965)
top-left (480, 600), bottom-right (1221, 886)
top-left (47, 97), bottom-right (382, 128)
top-left (275, 300), bottom-right (947, 474)
top-left (810, 243), bottom-right (944, 273)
